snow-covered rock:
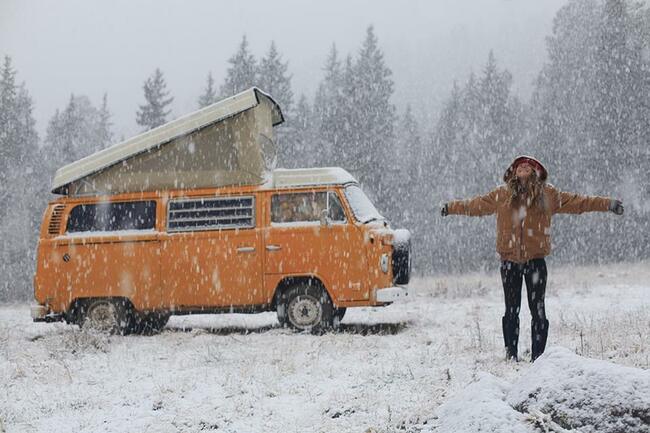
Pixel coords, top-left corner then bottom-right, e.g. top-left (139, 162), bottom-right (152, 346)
top-left (428, 347), bottom-right (650, 433)
top-left (508, 347), bottom-right (650, 433)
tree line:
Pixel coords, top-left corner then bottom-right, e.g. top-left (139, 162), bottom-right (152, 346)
top-left (1, 0), bottom-right (649, 300)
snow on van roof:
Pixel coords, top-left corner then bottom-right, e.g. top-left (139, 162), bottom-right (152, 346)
top-left (271, 167), bottom-right (357, 188)
top-left (51, 87), bottom-right (283, 195)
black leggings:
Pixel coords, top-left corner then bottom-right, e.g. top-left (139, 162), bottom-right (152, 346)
top-left (500, 258), bottom-right (549, 360)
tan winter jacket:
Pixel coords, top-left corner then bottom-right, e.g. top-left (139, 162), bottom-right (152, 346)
top-left (447, 184), bottom-right (611, 263)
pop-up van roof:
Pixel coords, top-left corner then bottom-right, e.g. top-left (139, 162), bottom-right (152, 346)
top-left (51, 87), bottom-right (284, 196)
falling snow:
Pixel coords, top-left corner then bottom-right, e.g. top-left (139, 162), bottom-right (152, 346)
top-left (2, 1), bottom-right (650, 432)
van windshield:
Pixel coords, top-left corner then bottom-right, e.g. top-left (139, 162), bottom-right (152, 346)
top-left (344, 185), bottom-right (384, 223)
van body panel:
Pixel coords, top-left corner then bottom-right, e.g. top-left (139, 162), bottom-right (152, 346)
top-left (37, 232), bottom-right (162, 312)
top-left (159, 229), bottom-right (264, 309)
top-left (262, 188), bottom-right (378, 303)
top-left (361, 225), bottom-right (396, 299)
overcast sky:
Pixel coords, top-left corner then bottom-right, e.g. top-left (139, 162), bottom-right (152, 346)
top-left (1, 0), bottom-right (566, 140)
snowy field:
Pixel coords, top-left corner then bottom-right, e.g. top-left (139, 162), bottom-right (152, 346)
top-left (1, 261), bottom-right (648, 433)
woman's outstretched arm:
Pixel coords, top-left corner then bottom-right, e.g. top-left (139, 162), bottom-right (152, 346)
top-left (549, 185), bottom-right (622, 215)
top-left (442, 187), bottom-right (504, 217)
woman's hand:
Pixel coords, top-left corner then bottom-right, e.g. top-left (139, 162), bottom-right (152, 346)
top-left (609, 199), bottom-right (624, 215)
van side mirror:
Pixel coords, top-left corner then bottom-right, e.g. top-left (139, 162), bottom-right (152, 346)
top-left (320, 209), bottom-right (330, 227)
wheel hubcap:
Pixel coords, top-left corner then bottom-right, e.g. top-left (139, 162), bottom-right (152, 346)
top-left (288, 295), bottom-right (322, 329)
top-left (84, 303), bottom-right (117, 333)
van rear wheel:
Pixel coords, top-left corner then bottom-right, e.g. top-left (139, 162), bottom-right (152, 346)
top-left (134, 312), bottom-right (170, 335)
top-left (79, 299), bottom-right (132, 335)
top-left (280, 284), bottom-right (334, 333)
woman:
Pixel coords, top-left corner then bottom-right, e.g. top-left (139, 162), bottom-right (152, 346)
top-left (441, 156), bottom-right (624, 361)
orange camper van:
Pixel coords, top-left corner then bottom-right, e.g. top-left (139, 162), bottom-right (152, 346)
top-left (31, 88), bottom-right (411, 334)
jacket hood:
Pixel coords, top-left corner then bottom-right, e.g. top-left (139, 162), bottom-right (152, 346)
top-left (503, 155), bottom-right (548, 182)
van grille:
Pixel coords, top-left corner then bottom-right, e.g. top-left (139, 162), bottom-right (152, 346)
top-left (48, 205), bottom-right (66, 235)
top-left (168, 196), bottom-right (255, 232)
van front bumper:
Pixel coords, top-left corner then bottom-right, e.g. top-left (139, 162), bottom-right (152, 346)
top-left (375, 286), bottom-right (411, 303)
top-left (31, 305), bottom-right (64, 323)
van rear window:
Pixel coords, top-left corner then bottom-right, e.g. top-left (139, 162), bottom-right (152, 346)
top-left (66, 201), bottom-right (157, 233)
top-left (167, 196), bottom-right (255, 232)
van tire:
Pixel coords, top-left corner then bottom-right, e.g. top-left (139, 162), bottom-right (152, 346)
top-left (134, 312), bottom-right (170, 335)
top-left (280, 284), bottom-right (334, 333)
top-left (79, 298), bottom-right (133, 335)
top-left (333, 307), bottom-right (347, 325)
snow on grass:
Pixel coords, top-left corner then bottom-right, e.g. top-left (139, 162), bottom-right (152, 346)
top-left (0, 261), bottom-right (648, 432)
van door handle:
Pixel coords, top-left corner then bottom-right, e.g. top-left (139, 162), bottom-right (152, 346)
top-left (237, 246), bottom-right (256, 253)
top-left (265, 244), bottom-right (282, 251)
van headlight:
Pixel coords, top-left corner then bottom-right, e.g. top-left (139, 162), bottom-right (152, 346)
top-left (380, 254), bottom-right (389, 273)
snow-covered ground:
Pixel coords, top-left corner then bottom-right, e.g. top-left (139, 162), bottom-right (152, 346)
top-left (1, 261), bottom-right (648, 433)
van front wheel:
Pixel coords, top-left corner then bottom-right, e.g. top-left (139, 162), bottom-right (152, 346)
top-left (333, 307), bottom-right (346, 325)
top-left (281, 284), bottom-right (334, 333)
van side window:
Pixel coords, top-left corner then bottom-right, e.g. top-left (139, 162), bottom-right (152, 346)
top-left (168, 196), bottom-right (255, 232)
top-left (271, 191), bottom-right (346, 224)
top-left (66, 201), bottom-right (156, 233)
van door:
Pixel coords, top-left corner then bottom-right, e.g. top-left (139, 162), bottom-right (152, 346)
top-left (160, 195), bottom-right (264, 309)
top-left (264, 190), bottom-right (367, 302)
top-left (59, 200), bottom-right (161, 311)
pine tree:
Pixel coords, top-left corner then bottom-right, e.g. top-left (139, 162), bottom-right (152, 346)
top-left (387, 104), bottom-right (421, 226)
top-left (312, 28), bottom-right (397, 209)
top-left (0, 55), bottom-right (38, 178)
top-left (479, 51), bottom-right (514, 152)
top-left (436, 54), bottom-right (521, 195)
top-left (0, 55), bottom-right (19, 168)
top-left (313, 44), bottom-right (344, 164)
top-left (338, 54), bottom-right (357, 168)
top-left (290, 94), bottom-right (315, 168)
top-left (197, 72), bottom-right (217, 108)
top-left (219, 35), bottom-right (257, 98)
top-left (434, 82), bottom-right (464, 194)
top-left (476, 51), bottom-right (519, 187)
top-left (136, 68), bottom-right (174, 131)
top-left (532, 0), bottom-right (602, 188)
top-left (257, 41), bottom-right (293, 113)
top-left (46, 94), bottom-right (113, 165)
top-left (590, 0), bottom-right (649, 189)
top-left (0, 56), bottom-right (40, 301)
top-left (257, 41), bottom-right (295, 167)
top-left (96, 93), bottom-right (113, 151)
top-left (350, 26), bottom-right (397, 202)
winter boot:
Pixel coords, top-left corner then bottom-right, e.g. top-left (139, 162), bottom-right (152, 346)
top-left (531, 319), bottom-right (549, 362)
top-left (502, 315), bottom-right (520, 361)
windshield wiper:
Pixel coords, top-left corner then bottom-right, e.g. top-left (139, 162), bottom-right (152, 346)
top-left (362, 217), bottom-right (383, 224)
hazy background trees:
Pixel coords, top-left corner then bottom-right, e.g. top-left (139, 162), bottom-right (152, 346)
top-left (197, 72), bottom-right (217, 109)
top-left (0, 55), bottom-right (40, 300)
top-left (1, 0), bottom-right (649, 301)
top-left (136, 68), bottom-right (174, 131)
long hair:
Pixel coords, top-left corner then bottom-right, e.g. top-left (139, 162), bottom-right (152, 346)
top-left (506, 170), bottom-right (545, 208)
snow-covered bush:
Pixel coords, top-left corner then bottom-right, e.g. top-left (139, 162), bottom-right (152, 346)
top-left (54, 329), bottom-right (110, 355)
